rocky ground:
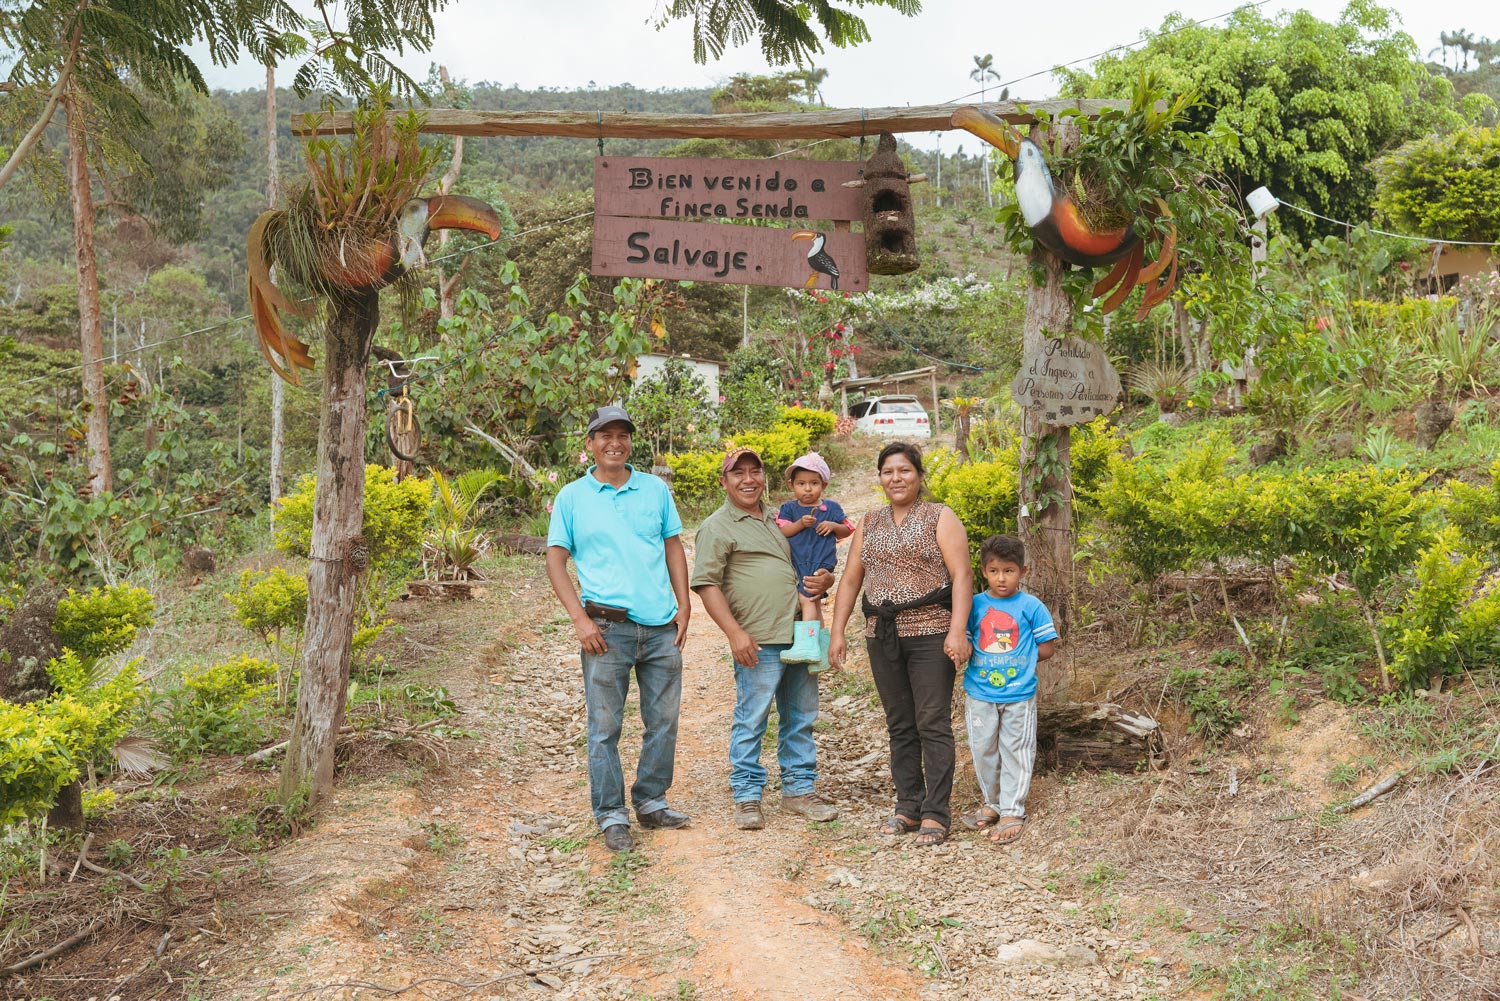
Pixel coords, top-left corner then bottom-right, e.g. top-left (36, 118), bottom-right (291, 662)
top-left (7, 463), bottom-right (1496, 1001)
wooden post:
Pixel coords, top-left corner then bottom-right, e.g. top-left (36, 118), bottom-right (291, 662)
top-left (929, 368), bottom-right (940, 433)
top-left (280, 290), bottom-right (378, 808)
top-left (1019, 122), bottom-right (1080, 702)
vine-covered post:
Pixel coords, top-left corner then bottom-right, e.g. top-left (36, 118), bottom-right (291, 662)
top-left (1019, 238), bottom-right (1076, 698)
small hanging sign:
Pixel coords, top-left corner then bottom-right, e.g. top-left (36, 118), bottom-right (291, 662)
top-left (1011, 336), bottom-right (1122, 426)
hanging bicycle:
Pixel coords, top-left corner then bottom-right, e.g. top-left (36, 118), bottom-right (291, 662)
top-left (381, 355), bottom-right (435, 463)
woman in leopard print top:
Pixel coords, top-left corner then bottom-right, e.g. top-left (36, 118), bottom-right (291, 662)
top-left (830, 442), bottom-right (973, 845)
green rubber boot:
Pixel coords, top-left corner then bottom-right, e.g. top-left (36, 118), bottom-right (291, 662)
top-left (781, 621), bottom-right (821, 664)
top-left (809, 626), bottom-right (831, 674)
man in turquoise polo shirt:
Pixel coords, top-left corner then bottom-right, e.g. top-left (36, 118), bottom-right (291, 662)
top-left (547, 405), bottom-right (691, 852)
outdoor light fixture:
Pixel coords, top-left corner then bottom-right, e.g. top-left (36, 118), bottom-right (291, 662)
top-left (1247, 186), bottom-right (1279, 220)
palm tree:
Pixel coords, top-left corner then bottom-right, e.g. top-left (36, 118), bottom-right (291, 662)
top-left (970, 55), bottom-right (1002, 207)
top-left (794, 65), bottom-right (830, 104)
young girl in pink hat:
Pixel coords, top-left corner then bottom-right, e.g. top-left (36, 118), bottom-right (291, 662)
top-left (776, 451), bottom-right (852, 669)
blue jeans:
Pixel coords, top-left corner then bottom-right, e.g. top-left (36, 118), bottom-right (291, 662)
top-left (580, 618), bottom-right (683, 830)
top-left (729, 644), bottom-right (820, 802)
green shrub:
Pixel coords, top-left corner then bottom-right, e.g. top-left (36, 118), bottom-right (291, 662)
top-left (274, 464), bottom-right (432, 567)
top-left (52, 584), bottom-right (156, 661)
top-left (662, 449), bottom-right (723, 505)
top-left (664, 420), bottom-right (815, 505)
top-left (1384, 528), bottom-right (1500, 690)
top-left (156, 655), bottom-right (276, 758)
top-left (1287, 466), bottom-right (1435, 604)
top-left (0, 651), bottom-right (147, 824)
top-left (926, 447), bottom-right (1020, 546)
top-left (1445, 459), bottom-right (1500, 556)
top-left (225, 568), bottom-right (308, 644)
top-left (1086, 436), bottom-right (1234, 584)
top-left (0, 698), bottom-right (84, 825)
top-left (777, 406), bottom-right (837, 440)
top-left (1069, 418), bottom-right (1128, 505)
top-left (733, 424), bottom-right (812, 479)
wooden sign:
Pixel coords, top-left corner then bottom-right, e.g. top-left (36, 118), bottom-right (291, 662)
top-left (592, 217), bottom-right (868, 291)
top-left (1011, 336), bottom-right (1122, 425)
top-left (594, 156), bottom-right (864, 221)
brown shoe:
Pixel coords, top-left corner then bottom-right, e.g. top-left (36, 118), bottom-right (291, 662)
top-left (781, 793), bottom-right (839, 822)
top-left (734, 800), bottom-right (765, 830)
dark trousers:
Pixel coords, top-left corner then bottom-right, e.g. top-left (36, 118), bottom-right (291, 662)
top-left (866, 631), bottom-right (956, 829)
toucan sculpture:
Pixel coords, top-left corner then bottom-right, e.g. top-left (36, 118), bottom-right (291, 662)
top-left (247, 194), bottom-right (503, 384)
top-left (792, 230), bottom-right (840, 291)
top-left (952, 106), bottom-right (1178, 318)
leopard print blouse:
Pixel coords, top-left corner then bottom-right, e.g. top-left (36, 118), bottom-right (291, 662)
top-left (860, 500), bottom-right (953, 639)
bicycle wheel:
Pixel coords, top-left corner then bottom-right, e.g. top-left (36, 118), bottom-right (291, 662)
top-left (386, 406), bottom-right (422, 462)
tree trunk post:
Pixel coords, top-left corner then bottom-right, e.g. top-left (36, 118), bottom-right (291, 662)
top-left (266, 63), bottom-right (286, 518)
top-left (1019, 223), bottom-right (1076, 704)
top-left (64, 84), bottom-right (112, 496)
top-left (279, 290), bottom-right (379, 808)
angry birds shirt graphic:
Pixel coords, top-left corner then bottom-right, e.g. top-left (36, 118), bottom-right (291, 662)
top-left (964, 591), bottom-right (1057, 703)
top-left (976, 607), bottom-right (1020, 655)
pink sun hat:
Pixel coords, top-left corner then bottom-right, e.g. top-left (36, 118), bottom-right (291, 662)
top-left (786, 451), bottom-right (832, 484)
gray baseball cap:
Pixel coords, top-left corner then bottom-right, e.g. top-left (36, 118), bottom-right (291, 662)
top-left (586, 405), bottom-right (636, 435)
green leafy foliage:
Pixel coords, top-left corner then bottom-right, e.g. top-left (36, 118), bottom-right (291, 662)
top-left (225, 568), bottom-right (309, 644)
top-left (1375, 126), bottom-right (1500, 242)
top-left (663, 417), bottom-right (815, 504)
top-left (777, 406), bottom-right (837, 439)
top-left (53, 584), bottom-right (156, 661)
top-left (1446, 459), bottom-right (1500, 555)
top-left (926, 447), bottom-right (1020, 547)
top-left (429, 469), bottom-right (504, 580)
top-left (1, 649), bottom-right (148, 824)
top-left (627, 357), bottom-right (719, 460)
top-left (154, 655), bottom-right (276, 758)
top-left (274, 464), bottom-right (431, 569)
top-left (1384, 528), bottom-right (1500, 689)
top-left (1059, 3), bottom-right (1475, 242)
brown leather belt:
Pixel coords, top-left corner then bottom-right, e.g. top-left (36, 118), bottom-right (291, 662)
top-left (583, 600), bottom-right (629, 623)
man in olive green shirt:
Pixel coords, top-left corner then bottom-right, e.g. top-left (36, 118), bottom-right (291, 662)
top-left (692, 446), bottom-right (839, 830)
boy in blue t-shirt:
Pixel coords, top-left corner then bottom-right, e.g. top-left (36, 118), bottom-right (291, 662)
top-left (961, 534), bottom-right (1057, 845)
top-left (776, 452), bottom-right (852, 668)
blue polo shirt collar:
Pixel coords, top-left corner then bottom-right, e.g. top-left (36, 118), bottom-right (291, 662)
top-left (583, 464), bottom-right (641, 492)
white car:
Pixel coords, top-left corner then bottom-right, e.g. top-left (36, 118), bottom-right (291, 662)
top-left (850, 395), bottom-right (933, 438)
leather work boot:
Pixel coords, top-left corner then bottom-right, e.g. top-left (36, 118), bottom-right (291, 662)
top-left (638, 807), bottom-right (691, 830)
top-left (734, 800), bottom-right (766, 830)
top-left (781, 793), bottom-right (839, 822)
top-left (602, 824), bottom-right (634, 852)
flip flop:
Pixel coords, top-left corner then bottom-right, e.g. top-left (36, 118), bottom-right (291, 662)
top-left (959, 808), bottom-right (1001, 831)
top-left (988, 818), bottom-right (1026, 845)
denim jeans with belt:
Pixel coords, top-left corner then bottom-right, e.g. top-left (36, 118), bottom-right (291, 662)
top-left (580, 617), bottom-right (683, 830)
top-left (729, 644), bottom-right (820, 802)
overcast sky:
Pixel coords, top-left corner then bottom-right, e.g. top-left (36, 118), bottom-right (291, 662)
top-left (199, 0), bottom-right (1494, 150)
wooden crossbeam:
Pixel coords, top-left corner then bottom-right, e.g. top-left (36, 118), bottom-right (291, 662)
top-left (292, 99), bottom-right (1120, 139)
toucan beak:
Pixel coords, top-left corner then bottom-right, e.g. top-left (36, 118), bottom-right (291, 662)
top-left (791, 230), bottom-right (818, 241)
top-left (951, 106), bottom-right (1021, 161)
top-left (425, 194), bottom-right (503, 241)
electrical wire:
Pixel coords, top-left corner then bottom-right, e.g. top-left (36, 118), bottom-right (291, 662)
top-left (1277, 202), bottom-right (1500, 248)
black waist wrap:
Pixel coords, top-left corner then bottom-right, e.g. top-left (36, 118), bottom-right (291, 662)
top-left (861, 582), bottom-right (954, 664)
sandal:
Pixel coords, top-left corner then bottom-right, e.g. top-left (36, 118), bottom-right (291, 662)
top-left (913, 825), bottom-right (948, 847)
top-left (988, 817), bottom-right (1026, 845)
top-left (879, 815), bottom-right (920, 835)
top-left (959, 808), bottom-right (1001, 832)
